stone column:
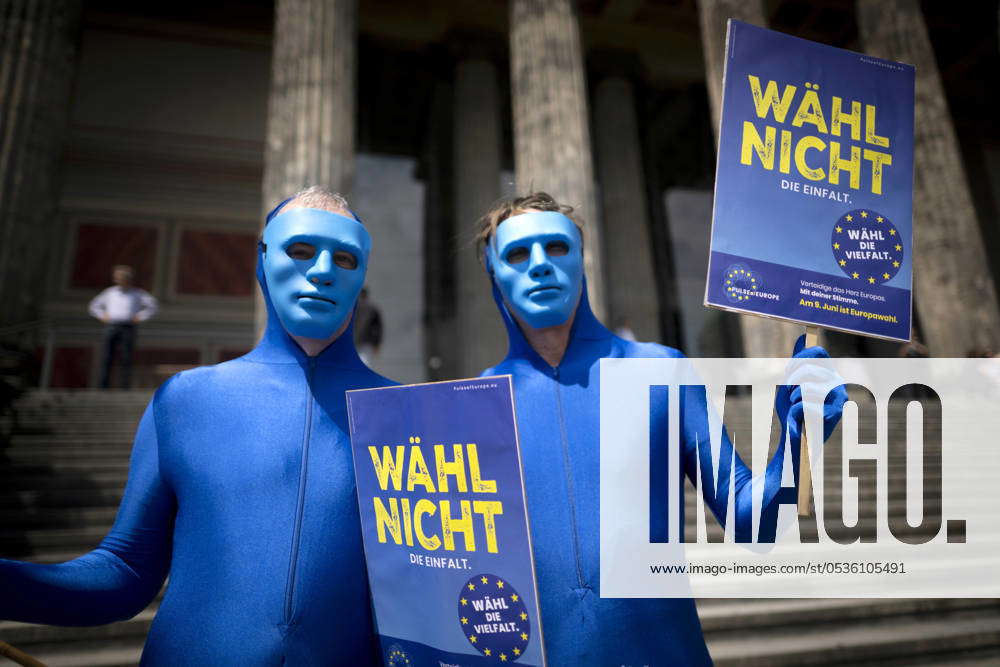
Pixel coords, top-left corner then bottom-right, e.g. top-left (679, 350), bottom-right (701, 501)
top-left (593, 73), bottom-right (660, 341)
top-left (0, 0), bottom-right (81, 326)
top-left (259, 0), bottom-right (357, 332)
top-left (453, 56), bottom-right (507, 376)
top-left (697, 0), bottom-right (802, 357)
top-left (509, 0), bottom-right (607, 321)
top-left (858, 0), bottom-right (1000, 356)
top-left (421, 79), bottom-right (457, 381)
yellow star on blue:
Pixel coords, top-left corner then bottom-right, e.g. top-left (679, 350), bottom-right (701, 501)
top-left (852, 271), bottom-right (859, 279)
top-left (835, 226), bottom-right (843, 233)
top-left (845, 214), bottom-right (853, 221)
top-left (468, 583), bottom-right (475, 591)
top-left (833, 242), bottom-right (840, 249)
top-left (895, 244), bottom-right (902, 251)
top-left (876, 216), bottom-right (884, 222)
top-left (520, 632), bottom-right (528, 641)
top-left (889, 229), bottom-right (896, 235)
top-left (893, 260), bottom-right (900, 268)
top-left (860, 210), bottom-right (868, 218)
top-left (481, 576), bottom-right (488, 584)
top-left (496, 580), bottom-right (505, 589)
top-left (883, 272), bottom-right (890, 279)
top-left (461, 617), bottom-right (468, 625)
top-left (839, 259), bottom-right (847, 266)
top-left (484, 648), bottom-right (491, 656)
top-left (868, 276), bottom-right (876, 284)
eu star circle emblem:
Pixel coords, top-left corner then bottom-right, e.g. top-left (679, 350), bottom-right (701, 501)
top-left (385, 643), bottom-right (411, 666)
top-left (458, 573), bottom-right (530, 661)
top-left (832, 208), bottom-right (903, 285)
top-left (722, 263), bottom-right (761, 304)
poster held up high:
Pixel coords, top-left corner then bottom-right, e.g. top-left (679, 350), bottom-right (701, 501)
top-left (347, 376), bottom-right (545, 666)
top-left (704, 20), bottom-right (914, 342)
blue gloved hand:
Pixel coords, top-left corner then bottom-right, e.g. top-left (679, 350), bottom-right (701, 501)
top-left (775, 334), bottom-right (848, 445)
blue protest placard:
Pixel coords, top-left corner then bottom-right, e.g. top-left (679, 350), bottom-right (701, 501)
top-left (704, 20), bottom-right (914, 341)
top-left (346, 377), bottom-right (546, 666)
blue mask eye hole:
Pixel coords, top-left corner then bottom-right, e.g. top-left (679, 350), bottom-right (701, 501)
top-left (286, 242), bottom-right (316, 260)
top-left (505, 247), bottom-right (530, 264)
top-left (545, 240), bottom-right (570, 257)
top-left (333, 250), bottom-right (358, 270)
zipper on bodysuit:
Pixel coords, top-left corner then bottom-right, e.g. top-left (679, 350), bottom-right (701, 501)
top-left (552, 366), bottom-right (586, 589)
top-left (283, 356), bottom-right (316, 626)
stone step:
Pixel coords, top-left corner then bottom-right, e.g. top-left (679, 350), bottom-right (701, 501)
top-left (0, 506), bottom-right (118, 527)
top-left (1, 446), bottom-right (135, 460)
top-left (876, 648), bottom-right (1000, 666)
top-left (0, 487), bottom-right (124, 509)
top-left (15, 639), bottom-right (145, 667)
top-left (0, 526), bottom-right (110, 553)
top-left (707, 607), bottom-right (1000, 666)
top-left (16, 389), bottom-right (153, 401)
top-left (0, 609), bottom-right (156, 646)
top-left (0, 470), bottom-right (127, 490)
top-left (0, 459), bottom-right (131, 474)
top-left (10, 424), bottom-right (143, 438)
top-left (697, 597), bottom-right (998, 633)
top-left (8, 435), bottom-right (136, 446)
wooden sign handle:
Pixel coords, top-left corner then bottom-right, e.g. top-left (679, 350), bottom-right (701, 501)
top-left (0, 640), bottom-right (47, 667)
top-left (797, 326), bottom-right (820, 516)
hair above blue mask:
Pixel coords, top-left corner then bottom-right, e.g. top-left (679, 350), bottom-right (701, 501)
top-left (262, 207), bottom-right (371, 339)
top-left (486, 210), bottom-right (583, 329)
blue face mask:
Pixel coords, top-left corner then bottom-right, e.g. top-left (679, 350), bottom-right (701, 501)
top-left (262, 207), bottom-right (371, 339)
top-left (486, 211), bottom-right (583, 329)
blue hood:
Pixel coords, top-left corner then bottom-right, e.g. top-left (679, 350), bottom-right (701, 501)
top-left (488, 274), bottom-right (615, 375)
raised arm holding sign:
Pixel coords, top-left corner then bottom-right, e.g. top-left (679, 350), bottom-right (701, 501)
top-left (705, 20), bottom-right (916, 514)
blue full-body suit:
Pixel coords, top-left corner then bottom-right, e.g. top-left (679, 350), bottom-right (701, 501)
top-left (482, 281), bottom-right (841, 666)
top-left (0, 237), bottom-right (392, 664)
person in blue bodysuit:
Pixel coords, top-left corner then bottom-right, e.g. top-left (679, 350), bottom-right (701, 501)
top-left (0, 187), bottom-right (392, 665)
top-left (474, 192), bottom-right (846, 665)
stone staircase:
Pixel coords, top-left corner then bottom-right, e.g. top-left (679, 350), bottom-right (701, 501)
top-left (0, 390), bottom-right (998, 666)
top-left (1, 391), bottom-right (154, 667)
top-left (690, 396), bottom-right (1000, 666)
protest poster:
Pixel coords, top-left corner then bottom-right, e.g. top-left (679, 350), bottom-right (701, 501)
top-left (346, 377), bottom-right (545, 666)
top-left (704, 20), bottom-right (914, 342)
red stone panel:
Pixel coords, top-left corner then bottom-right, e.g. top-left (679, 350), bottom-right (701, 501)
top-left (132, 347), bottom-right (201, 388)
top-left (176, 229), bottom-right (256, 297)
top-left (70, 223), bottom-right (158, 290)
top-left (217, 348), bottom-right (252, 362)
top-left (45, 347), bottom-right (94, 389)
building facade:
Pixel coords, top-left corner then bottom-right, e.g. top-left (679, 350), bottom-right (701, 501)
top-left (2, 0), bottom-right (999, 387)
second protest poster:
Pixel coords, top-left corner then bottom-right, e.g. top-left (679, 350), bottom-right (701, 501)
top-left (347, 376), bottom-right (545, 666)
top-left (704, 20), bottom-right (915, 342)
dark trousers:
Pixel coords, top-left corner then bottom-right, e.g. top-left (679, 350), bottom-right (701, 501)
top-left (99, 323), bottom-right (136, 389)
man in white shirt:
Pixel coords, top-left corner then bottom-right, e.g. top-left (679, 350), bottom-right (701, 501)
top-left (88, 265), bottom-right (158, 388)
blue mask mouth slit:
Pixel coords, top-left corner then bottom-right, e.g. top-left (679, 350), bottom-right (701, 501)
top-left (297, 295), bottom-right (337, 306)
